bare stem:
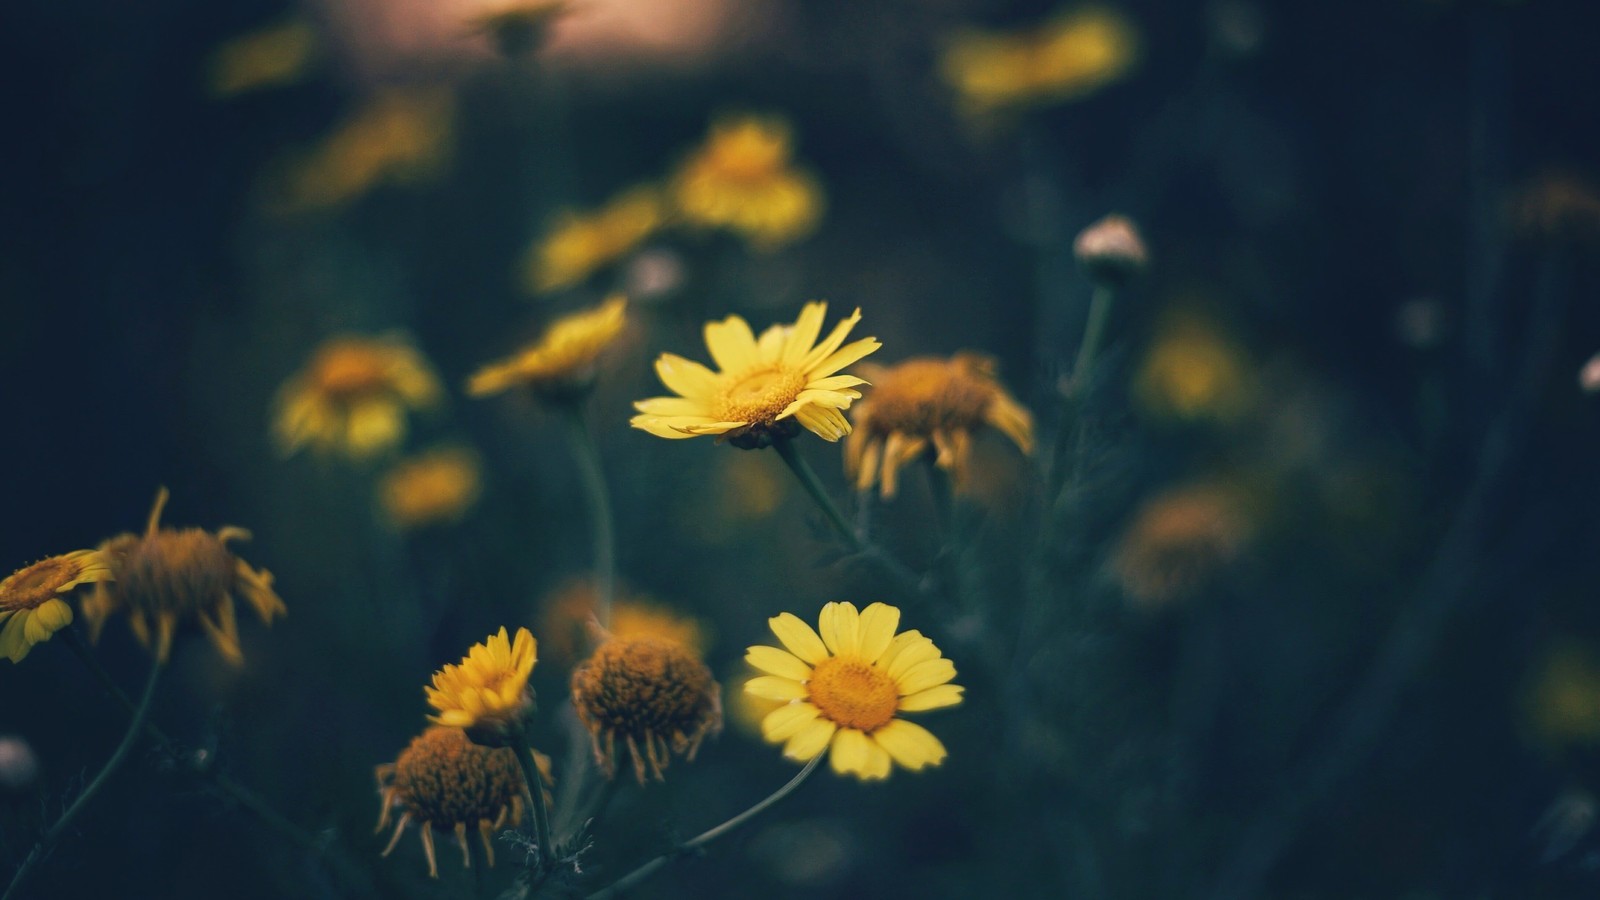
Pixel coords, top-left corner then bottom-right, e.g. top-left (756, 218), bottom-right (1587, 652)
top-left (587, 755), bottom-right (823, 898)
top-left (563, 403), bottom-right (616, 630)
top-left (513, 734), bottom-right (557, 872)
top-left (772, 436), bottom-right (862, 553)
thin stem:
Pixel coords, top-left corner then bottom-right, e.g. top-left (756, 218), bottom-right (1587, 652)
top-left (587, 755), bottom-right (823, 899)
top-left (4, 658), bottom-right (162, 900)
top-left (563, 403), bottom-right (616, 630)
top-left (1069, 283), bottom-right (1115, 395)
top-left (467, 829), bottom-right (490, 899)
top-left (772, 436), bottom-right (862, 553)
top-left (513, 735), bottom-right (557, 872)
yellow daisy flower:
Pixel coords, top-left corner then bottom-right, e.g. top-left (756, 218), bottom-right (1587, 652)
top-left (745, 601), bottom-right (962, 781)
top-left (274, 333), bottom-right (443, 460)
top-left (379, 446), bottom-right (483, 530)
top-left (670, 115), bottom-right (824, 250)
top-left (426, 627), bottom-right (538, 744)
top-left (206, 19), bottom-right (317, 98)
top-left (571, 635), bottom-right (722, 783)
top-left (942, 7), bottom-right (1139, 117)
top-left (277, 88), bottom-right (454, 211)
top-left (81, 489), bottom-right (285, 665)
top-left (0, 550), bottom-right (113, 663)
top-left (526, 187), bottom-right (664, 294)
top-left (375, 726), bottom-right (550, 878)
top-left (630, 301), bottom-right (879, 447)
top-left (845, 352), bottom-right (1035, 498)
top-left (467, 296), bottom-right (629, 399)
top-left (1133, 312), bottom-right (1253, 423)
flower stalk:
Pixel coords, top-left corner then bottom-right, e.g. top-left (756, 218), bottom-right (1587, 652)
top-left (562, 402), bottom-right (616, 630)
top-left (513, 732), bottom-right (558, 871)
top-left (773, 434), bottom-right (862, 553)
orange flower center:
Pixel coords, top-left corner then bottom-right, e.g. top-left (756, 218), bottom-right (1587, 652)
top-left (807, 657), bottom-right (899, 733)
top-left (707, 130), bottom-right (787, 182)
top-left (867, 358), bottom-right (995, 435)
top-left (0, 558), bottom-right (77, 611)
top-left (121, 530), bottom-right (237, 614)
top-left (312, 345), bottom-right (393, 399)
top-left (717, 367), bottom-right (805, 424)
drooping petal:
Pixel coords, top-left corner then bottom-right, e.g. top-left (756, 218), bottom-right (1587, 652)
top-left (761, 702), bottom-right (821, 742)
top-left (769, 612), bottom-right (829, 664)
top-left (871, 719), bottom-right (948, 770)
top-left (783, 718), bottom-right (837, 761)
top-left (746, 645), bottom-right (814, 681)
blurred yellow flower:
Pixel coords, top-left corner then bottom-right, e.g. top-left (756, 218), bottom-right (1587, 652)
top-left (375, 726), bottom-right (543, 878)
top-left (468, 295), bottom-right (628, 398)
top-left (1526, 642), bottom-right (1600, 749)
top-left (380, 447), bottom-right (483, 529)
top-left (942, 7), bottom-right (1139, 116)
top-left (745, 602), bottom-right (962, 781)
top-left (631, 302), bottom-right (879, 446)
top-left (527, 187), bottom-right (664, 294)
top-left (207, 19), bottom-right (318, 97)
top-left (82, 489), bottom-right (285, 665)
top-left (845, 352), bottom-right (1034, 498)
top-left (275, 333), bottom-right (443, 461)
top-left (1133, 312), bottom-right (1252, 423)
top-left (571, 635), bottom-right (722, 783)
top-left (670, 115), bottom-right (824, 250)
top-left (0, 550), bottom-right (112, 663)
top-left (426, 627), bottom-right (537, 743)
top-left (1111, 483), bottom-right (1252, 609)
top-left (540, 578), bottom-right (708, 663)
top-left (278, 88), bottom-right (454, 211)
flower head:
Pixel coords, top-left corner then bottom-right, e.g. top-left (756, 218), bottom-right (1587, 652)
top-left (276, 88), bottom-right (453, 211)
top-left (380, 447), bottom-right (483, 530)
top-left (426, 627), bottom-right (538, 745)
top-left (467, 296), bottom-right (629, 400)
top-left (81, 489), bottom-right (285, 665)
top-left (0, 550), bottom-right (113, 663)
top-left (275, 333), bottom-right (443, 460)
top-left (540, 578), bottom-right (707, 663)
top-left (527, 187), bottom-right (664, 294)
top-left (1111, 484), bottom-right (1251, 609)
top-left (571, 635), bottom-right (722, 783)
top-left (1074, 214), bottom-right (1148, 284)
top-left (631, 302), bottom-right (879, 447)
top-left (1133, 313), bottom-right (1252, 423)
top-left (745, 602), bottom-right (962, 781)
top-left (207, 19), bottom-right (318, 98)
top-left (942, 7), bottom-right (1139, 117)
top-left (845, 352), bottom-right (1034, 498)
top-left (670, 115), bottom-right (824, 250)
top-left (375, 726), bottom-right (548, 878)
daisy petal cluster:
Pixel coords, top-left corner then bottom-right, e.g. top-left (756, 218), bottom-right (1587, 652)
top-left (0, 550), bottom-right (113, 663)
top-left (426, 626), bottom-right (538, 745)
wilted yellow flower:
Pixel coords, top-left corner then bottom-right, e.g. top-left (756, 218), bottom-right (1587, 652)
top-left (380, 447), bottom-right (482, 529)
top-left (746, 602), bottom-right (962, 781)
top-left (1111, 483), bottom-right (1251, 609)
top-left (942, 7), bottom-right (1139, 116)
top-left (207, 19), bottom-right (317, 97)
top-left (468, 296), bottom-right (629, 399)
top-left (275, 334), bottom-right (443, 460)
top-left (571, 635), bottom-right (722, 783)
top-left (426, 627), bottom-right (538, 744)
top-left (468, 0), bottom-right (570, 58)
top-left (375, 726), bottom-right (548, 878)
top-left (278, 88), bottom-right (453, 211)
top-left (670, 115), bottom-right (824, 250)
top-left (0, 550), bottom-right (113, 663)
top-left (540, 578), bottom-right (707, 663)
top-left (82, 489), bottom-right (285, 665)
top-left (845, 353), bottom-right (1034, 498)
top-left (527, 187), bottom-right (664, 294)
top-left (631, 302), bottom-right (879, 447)
top-left (1133, 313), bottom-right (1252, 423)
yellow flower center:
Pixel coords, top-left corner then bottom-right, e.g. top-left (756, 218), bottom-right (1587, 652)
top-left (807, 657), bottom-right (899, 733)
top-left (868, 358), bottom-right (996, 435)
top-left (0, 558), bottom-right (77, 611)
top-left (717, 367), bottom-right (805, 424)
top-left (312, 345), bottom-right (392, 399)
top-left (707, 128), bottom-right (787, 182)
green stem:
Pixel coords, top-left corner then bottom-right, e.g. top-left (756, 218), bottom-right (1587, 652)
top-left (1070, 283), bottom-right (1115, 396)
top-left (4, 657), bottom-right (162, 900)
top-left (587, 755), bottom-right (823, 899)
top-left (513, 734), bottom-right (557, 872)
top-left (563, 403), bottom-right (616, 630)
top-left (773, 436), bottom-right (862, 553)
top-left (467, 829), bottom-right (491, 898)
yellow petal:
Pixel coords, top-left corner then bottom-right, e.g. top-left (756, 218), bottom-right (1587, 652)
top-left (897, 683), bottom-right (965, 712)
top-left (783, 718), bottom-right (837, 760)
top-left (886, 636), bottom-right (940, 681)
top-left (870, 719), bottom-right (948, 770)
top-left (800, 307), bottom-right (862, 370)
top-left (745, 675), bottom-right (808, 701)
top-left (875, 629), bottom-right (925, 672)
top-left (897, 658), bottom-right (957, 695)
top-left (769, 612), bottom-right (829, 664)
top-left (633, 397), bottom-right (716, 416)
top-left (809, 337), bottom-right (881, 378)
top-left (654, 353), bottom-right (720, 398)
top-left (829, 727), bottom-right (887, 780)
top-left (630, 415), bottom-right (709, 439)
top-left (781, 301), bottom-right (827, 366)
top-left (0, 612), bottom-right (31, 662)
top-left (745, 645), bottom-right (813, 681)
top-left (795, 405), bottom-right (851, 442)
top-left (855, 603), bottom-right (900, 664)
top-left (818, 602), bottom-right (861, 657)
top-left (704, 315), bottom-right (759, 372)
top-left (761, 702), bottom-right (820, 742)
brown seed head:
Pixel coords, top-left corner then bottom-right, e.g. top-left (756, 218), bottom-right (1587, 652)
top-left (571, 635), bottom-right (722, 783)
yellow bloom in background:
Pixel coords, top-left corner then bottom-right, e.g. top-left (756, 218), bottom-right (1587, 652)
top-left (207, 19), bottom-right (318, 97)
top-left (1111, 483), bottom-right (1253, 610)
top-left (0, 550), bottom-right (113, 663)
top-left (1526, 641), bottom-right (1600, 751)
top-left (845, 352), bottom-right (1034, 498)
top-left (571, 635), bottom-right (723, 783)
top-left (468, 295), bottom-right (629, 399)
top-left (426, 627), bottom-right (538, 743)
top-left (942, 6), bottom-right (1139, 117)
top-left (527, 187), bottom-right (664, 294)
top-left (277, 88), bottom-right (454, 211)
top-left (82, 489), bottom-right (285, 665)
top-left (1133, 312), bottom-right (1253, 423)
top-left (631, 302), bottom-right (879, 447)
top-left (275, 333), bottom-right (443, 460)
top-left (540, 577), bottom-right (708, 663)
top-left (375, 726), bottom-right (547, 878)
top-left (670, 115), bottom-right (824, 250)
top-left (380, 447), bottom-right (483, 530)
top-left (745, 602), bottom-right (962, 781)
